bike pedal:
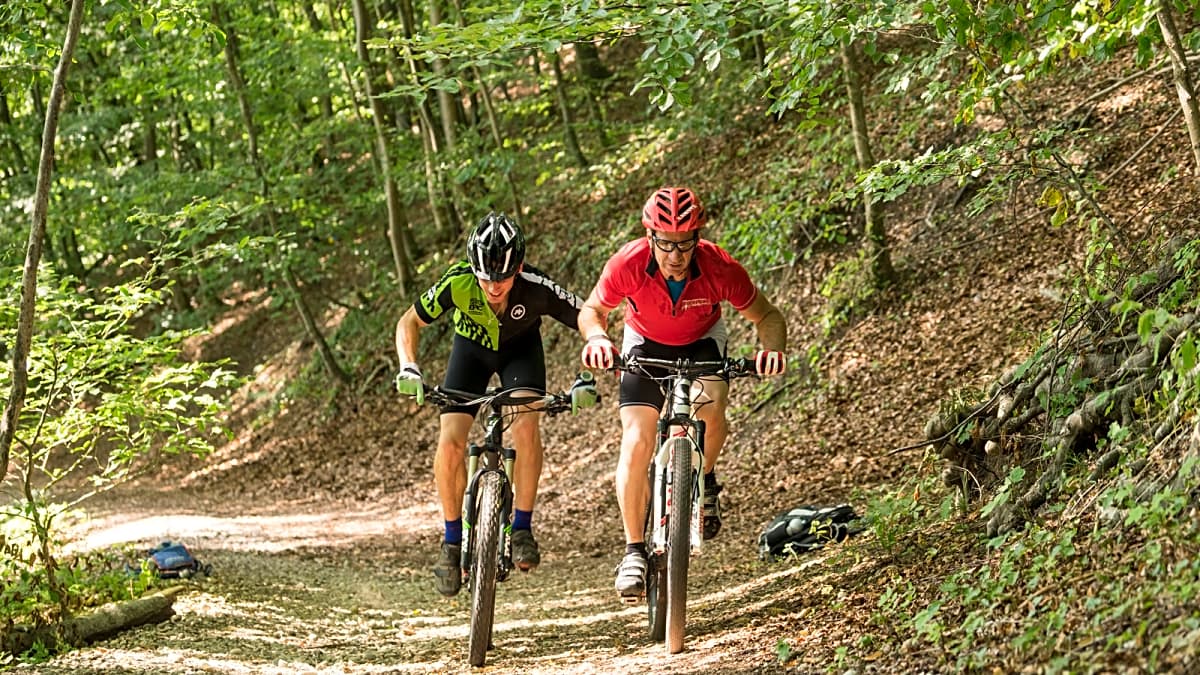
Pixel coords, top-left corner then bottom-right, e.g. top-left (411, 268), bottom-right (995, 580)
top-left (619, 593), bottom-right (644, 606)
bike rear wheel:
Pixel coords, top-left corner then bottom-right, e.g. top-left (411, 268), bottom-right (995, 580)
top-left (665, 436), bottom-right (693, 653)
top-left (468, 471), bottom-right (504, 667)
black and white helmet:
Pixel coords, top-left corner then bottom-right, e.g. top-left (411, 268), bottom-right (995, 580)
top-left (467, 212), bottom-right (525, 281)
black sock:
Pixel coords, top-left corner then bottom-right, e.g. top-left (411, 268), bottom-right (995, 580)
top-left (626, 542), bottom-right (647, 558)
top-left (704, 471), bottom-right (719, 490)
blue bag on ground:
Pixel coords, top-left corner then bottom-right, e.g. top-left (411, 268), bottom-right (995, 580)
top-left (757, 504), bottom-right (863, 560)
top-left (147, 541), bottom-right (212, 578)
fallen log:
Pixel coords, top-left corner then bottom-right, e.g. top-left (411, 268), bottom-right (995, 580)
top-left (1, 585), bottom-right (184, 656)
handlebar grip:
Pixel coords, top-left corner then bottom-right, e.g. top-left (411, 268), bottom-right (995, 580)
top-left (730, 357), bottom-right (756, 376)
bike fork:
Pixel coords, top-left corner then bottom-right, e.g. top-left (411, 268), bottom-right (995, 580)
top-left (649, 421), bottom-right (670, 554)
top-left (498, 446), bottom-right (516, 582)
top-left (461, 445), bottom-right (516, 582)
top-left (689, 420), bottom-right (706, 554)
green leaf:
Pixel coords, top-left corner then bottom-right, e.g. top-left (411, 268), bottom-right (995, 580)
top-left (1037, 185), bottom-right (1063, 207)
top-left (776, 639), bottom-right (792, 663)
top-left (1050, 202), bottom-right (1068, 228)
top-left (1178, 335), bottom-right (1196, 373)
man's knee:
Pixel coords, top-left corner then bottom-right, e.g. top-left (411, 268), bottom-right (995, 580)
top-left (509, 412), bottom-right (541, 442)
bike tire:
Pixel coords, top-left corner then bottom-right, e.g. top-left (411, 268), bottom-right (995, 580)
top-left (665, 436), bottom-right (693, 653)
top-left (468, 471), bottom-right (503, 667)
top-left (644, 486), bottom-right (667, 641)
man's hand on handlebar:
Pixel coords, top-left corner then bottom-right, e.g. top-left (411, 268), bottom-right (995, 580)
top-left (581, 334), bottom-right (616, 370)
top-left (394, 362), bottom-right (425, 405)
top-left (754, 350), bottom-right (786, 376)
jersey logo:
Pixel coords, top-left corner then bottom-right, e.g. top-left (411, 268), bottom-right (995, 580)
top-left (679, 298), bottom-right (711, 311)
top-left (510, 304), bottom-right (527, 320)
top-left (469, 297), bottom-right (485, 312)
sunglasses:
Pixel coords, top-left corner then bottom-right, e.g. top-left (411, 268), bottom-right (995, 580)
top-left (650, 232), bottom-right (699, 253)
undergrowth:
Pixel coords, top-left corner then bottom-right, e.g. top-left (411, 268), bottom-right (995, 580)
top-left (1, 518), bottom-right (158, 665)
top-left (830, 234), bottom-right (1200, 672)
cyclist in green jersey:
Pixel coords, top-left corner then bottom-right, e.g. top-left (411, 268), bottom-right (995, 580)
top-left (394, 212), bottom-right (592, 597)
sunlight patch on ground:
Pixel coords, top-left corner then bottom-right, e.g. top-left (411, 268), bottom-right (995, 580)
top-left (693, 554), bottom-right (828, 607)
top-left (1095, 84), bottom-right (1149, 115)
top-left (502, 589), bottom-right (612, 613)
top-left (180, 288), bottom-right (270, 361)
top-left (70, 502), bottom-right (433, 552)
top-left (388, 600), bottom-right (644, 645)
top-left (53, 647), bottom-right (434, 674)
top-left (179, 439), bottom-right (275, 486)
top-left (175, 594), bottom-right (270, 621)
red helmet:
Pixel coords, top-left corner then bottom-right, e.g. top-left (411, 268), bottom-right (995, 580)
top-left (641, 187), bottom-right (707, 232)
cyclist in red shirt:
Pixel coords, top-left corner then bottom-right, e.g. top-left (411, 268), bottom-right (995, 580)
top-left (578, 187), bottom-right (787, 601)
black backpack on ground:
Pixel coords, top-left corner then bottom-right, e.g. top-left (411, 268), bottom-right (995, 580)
top-left (757, 504), bottom-right (863, 561)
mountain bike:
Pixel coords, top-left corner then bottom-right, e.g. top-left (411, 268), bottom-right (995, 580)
top-left (422, 373), bottom-right (595, 667)
top-left (614, 354), bottom-right (756, 654)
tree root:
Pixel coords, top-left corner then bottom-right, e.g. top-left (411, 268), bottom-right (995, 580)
top-left (927, 241), bottom-right (1199, 536)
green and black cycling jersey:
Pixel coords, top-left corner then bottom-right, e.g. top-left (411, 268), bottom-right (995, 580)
top-left (414, 261), bottom-right (582, 350)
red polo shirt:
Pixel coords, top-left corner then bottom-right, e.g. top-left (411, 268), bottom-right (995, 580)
top-left (593, 237), bottom-right (758, 346)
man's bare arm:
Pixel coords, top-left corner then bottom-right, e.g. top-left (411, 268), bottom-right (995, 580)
top-left (395, 306), bottom-right (429, 364)
top-left (737, 290), bottom-right (786, 352)
top-left (578, 288), bottom-right (617, 341)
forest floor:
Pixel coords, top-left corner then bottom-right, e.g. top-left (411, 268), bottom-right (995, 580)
top-left (16, 54), bottom-right (1200, 674)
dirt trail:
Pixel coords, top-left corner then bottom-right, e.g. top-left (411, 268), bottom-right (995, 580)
top-left (34, 485), bottom-right (819, 675)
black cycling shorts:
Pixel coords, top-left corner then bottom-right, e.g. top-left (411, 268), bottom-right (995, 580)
top-left (441, 329), bottom-right (546, 416)
top-left (619, 335), bottom-right (725, 410)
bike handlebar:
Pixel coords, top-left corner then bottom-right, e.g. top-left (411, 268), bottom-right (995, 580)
top-left (611, 354), bottom-right (758, 380)
top-left (421, 384), bottom-right (578, 416)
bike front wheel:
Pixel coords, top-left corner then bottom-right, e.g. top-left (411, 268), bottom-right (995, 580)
top-left (664, 436), bottom-right (693, 653)
top-left (644, 482), bottom-right (667, 642)
top-left (468, 471), bottom-right (504, 667)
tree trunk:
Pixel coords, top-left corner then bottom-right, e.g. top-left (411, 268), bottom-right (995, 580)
top-left (0, 83), bottom-right (29, 175)
top-left (172, 97), bottom-right (205, 171)
top-left (142, 110), bottom-right (158, 169)
top-left (570, 45), bottom-right (612, 151)
top-left (397, 0), bottom-right (452, 236)
top-left (212, 3), bottom-right (269, 193)
top-left (449, 0), bottom-right (523, 217)
top-left (31, 80), bottom-right (45, 120)
top-left (551, 51), bottom-right (589, 168)
top-left (840, 37), bottom-right (895, 289)
top-left (284, 266), bottom-right (351, 385)
top-left (350, 0), bottom-right (413, 293)
top-left (573, 40), bottom-right (611, 81)
top-left (474, 65), bottom-right (523, 217)
top-left (301, 0), bottom-right (337, 165)
top-left (58, 228), bottom-right (87, 281)
top-left (428, 0), bottom-right (458, 150)
top-left (214, 2), bottom-right (351, 386)
top-left (1156, 0), bottom-right (1200, 174)
top-left (0, 0), bottom-right (85, 498)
